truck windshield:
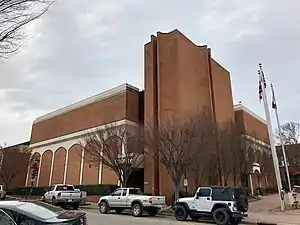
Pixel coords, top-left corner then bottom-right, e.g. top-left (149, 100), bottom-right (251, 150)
top-left (56, 185), bottom-right (74, 191)
top-left (129, 188), bottom-right (142, 195)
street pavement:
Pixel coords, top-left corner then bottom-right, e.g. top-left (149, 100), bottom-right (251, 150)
top-left (83, 208), bottom-right (213, 225)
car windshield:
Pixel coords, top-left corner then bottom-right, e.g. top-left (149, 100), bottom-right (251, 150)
top-left (129, 188), bottom-right (142, 195)
top-left (16, 201), bottom-right (66, 220)
top-left (56, 185), bottom-right (74, 191)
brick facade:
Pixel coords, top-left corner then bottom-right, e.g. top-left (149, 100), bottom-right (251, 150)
top-left (25, 29), bottom-right (272, 203)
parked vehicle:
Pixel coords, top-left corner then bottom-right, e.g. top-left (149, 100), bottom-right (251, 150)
top-left (98, 187), bottom-right (166, 217)
top-left (43, 184), bottom-right (82, 210)
top-left (0, 200), bottom-right (87, 224)
top-left (0, 185), bottom-right (6, 200)
top-left (174, 186), bottom-right (248, 225)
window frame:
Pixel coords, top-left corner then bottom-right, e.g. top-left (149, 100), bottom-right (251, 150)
top-left (111, 189), bottom-right (122, 196)
top-left (197, 188), bottom-right (212, 197)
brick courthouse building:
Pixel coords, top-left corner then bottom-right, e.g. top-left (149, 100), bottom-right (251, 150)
top-left (25, 30), bottom-right (274, 201)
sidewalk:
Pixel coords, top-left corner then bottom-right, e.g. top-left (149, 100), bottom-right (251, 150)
top-left (245, 194), bottom-right (300, 225)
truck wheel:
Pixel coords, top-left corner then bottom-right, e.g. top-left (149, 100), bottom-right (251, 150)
top-left (132, 203), bottom-right (143, 217)
top-left (99, 201), bottom-right (109, 214)
top-left (115, 208), bottom-right (123, 214)
top-left (148, 208), bottom-right (158, 216)
top-left (174, 205), bottom-right (188, 221)
top-left (73, 203), bottom-right (79, 210)
top-left (213, 208), bottom-right (230, 225)
top-left (51, 198), bottom-right (56, 206)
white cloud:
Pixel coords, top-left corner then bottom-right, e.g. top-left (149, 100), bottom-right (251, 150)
top-left (0, 0), bottom-right (299, 144)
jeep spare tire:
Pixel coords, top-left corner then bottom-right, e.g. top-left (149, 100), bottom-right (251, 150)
top-left (236, 194), bottom-right (248, 212)
top-left (213, 208), bottom-right (230, 225)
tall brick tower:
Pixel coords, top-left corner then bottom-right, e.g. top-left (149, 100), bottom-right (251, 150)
top-left (143, 29), bottom-right (235, 201)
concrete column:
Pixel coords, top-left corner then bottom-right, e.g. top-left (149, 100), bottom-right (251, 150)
top-left (98, 149), bottom-right (103, 184)
top-left (249, 173), bottom-right (254, 196)
top-left (63, 149), bottom-right (69, 185)
top-left (36, 157), bottom-right (42, 187)
top-left (25, 156), bottom-right (32, 187)
top-left (49, 152), bottom-right (55, 186)
top-left (79, 146), bottom-right (85, 185)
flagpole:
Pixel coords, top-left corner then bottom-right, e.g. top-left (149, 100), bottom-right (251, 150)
top-left (271, 83), bottom-right (292, 192)
top-left (258, 64), bottom-right (284, 211)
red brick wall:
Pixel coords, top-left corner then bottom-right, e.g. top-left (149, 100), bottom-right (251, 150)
top-left (30, 88), bottom-right (141, 144)
top-left (144, 29), bottom-right (236, 203)
top-left (66, 145), bottom-right (81, 185)
top-left (39, 150), bottom-right (52, 187)
top-left (51, 148), bottom-right (66, 185)
top-left (235, 110), bottom-right (269, 144)
top-left (210, 59), bottom-right (235, 126)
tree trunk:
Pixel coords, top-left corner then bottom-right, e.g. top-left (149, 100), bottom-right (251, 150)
top-left (174, 181), bottom-right (180, 202)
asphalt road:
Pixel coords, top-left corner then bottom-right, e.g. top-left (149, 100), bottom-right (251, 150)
top-left (83, 208), bottom-right (213, 225)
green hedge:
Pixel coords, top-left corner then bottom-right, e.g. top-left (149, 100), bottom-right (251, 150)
top-left (7, 184), bottom-right (118, 196)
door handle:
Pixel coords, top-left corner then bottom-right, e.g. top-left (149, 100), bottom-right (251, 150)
top-left (207, 197), bottom-right (210, 200)
top-left (118, 197), bottom-right (120, 199)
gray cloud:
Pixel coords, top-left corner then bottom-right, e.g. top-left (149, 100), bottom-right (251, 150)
top-left (0, 0), bottom-right (299, 144)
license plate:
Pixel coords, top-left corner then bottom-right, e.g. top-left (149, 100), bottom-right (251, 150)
top-left (67, 199), bottom-right (72, 202)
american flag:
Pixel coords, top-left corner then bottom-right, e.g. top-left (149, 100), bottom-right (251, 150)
top-left (258, 64), bottom-right (266, 101)
top-left (271, 83), bottom-right (277, 110)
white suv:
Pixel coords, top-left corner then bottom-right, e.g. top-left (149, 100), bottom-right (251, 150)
top-left (174, 186), bottom-right (248, 225)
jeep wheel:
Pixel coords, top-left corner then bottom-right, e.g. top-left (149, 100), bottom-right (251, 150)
top-left (132, 203), bottom-right (143, 217)
top-left (99, 201), bottom-right (109, 214)
top-left (174, 205), bottom-right (188, 221)
top-left (213, 208), bottom-right (230, 225)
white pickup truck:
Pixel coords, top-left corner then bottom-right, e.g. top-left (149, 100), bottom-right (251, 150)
top-left (43, 184), bottom-right (82, 209)
top-left (98, 187), bottom-right (166, 217)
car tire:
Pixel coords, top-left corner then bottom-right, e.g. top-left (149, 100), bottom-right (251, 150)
top-left (148, 208), bottom-right (158, 216)
top-left (99, 201), bottom-right (109, 214)
top-left (213, 208), bottom-right (230, 225)
top-left (115, 208), bottom-right (123, 214)
top-left (174, 205), bottom-right (188, 221)
top-left (52, 198), bottom-right (56, 206)
top-left (73, 203), bottom-right (79, 210)
top-left (132, 203), bottom-right (143, 217)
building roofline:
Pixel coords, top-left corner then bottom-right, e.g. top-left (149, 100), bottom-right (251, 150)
top-left (234, 104), bottom-right (267, 124)
top-left (1, 141), bottom-right (30, 149)
top-left (34, 83), bottom-right (139, 124)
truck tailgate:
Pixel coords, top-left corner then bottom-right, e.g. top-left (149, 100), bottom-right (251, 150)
top-left (151, 196), bottom-right (165, 205)
top-left (60, 192), bottom-right (81, 199)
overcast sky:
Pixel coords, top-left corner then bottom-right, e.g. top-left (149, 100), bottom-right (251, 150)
top-left (0, 0), bottom-right (299, 145)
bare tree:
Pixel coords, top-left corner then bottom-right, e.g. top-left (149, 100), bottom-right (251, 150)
top-left (0, 145), bottom-right (31, 188)
top-left (81, 123), bottom-right (144, 188)
top-left (144, 111), bottom-right (214, 201)
top-left (275, 121), bottom-right (300, 145)
top-left (0, 0), bottom-right (54, 60)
